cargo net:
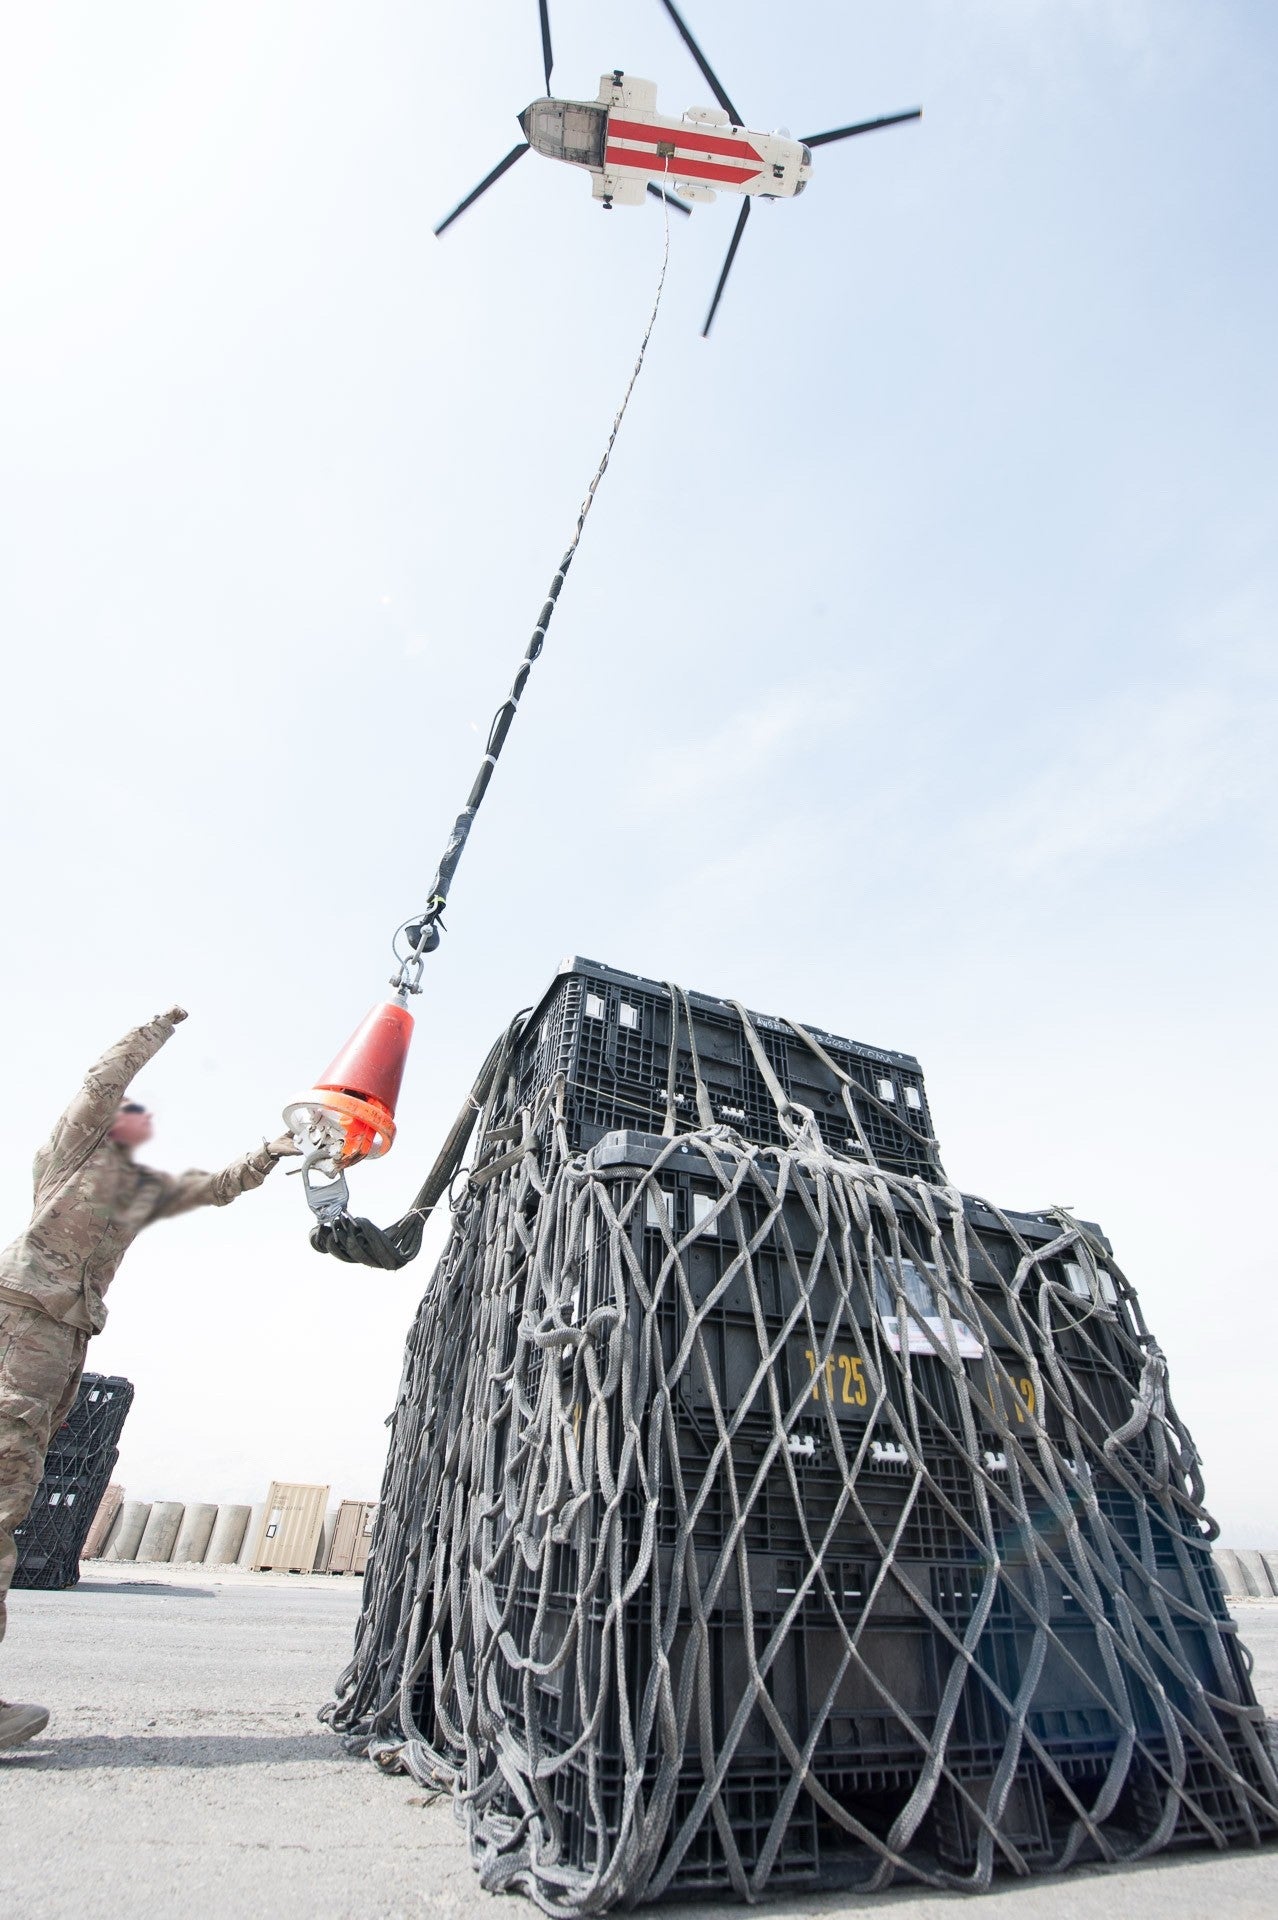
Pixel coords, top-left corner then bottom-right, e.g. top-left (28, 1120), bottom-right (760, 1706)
top-left (324, 1011), bottom-right (1278, 1910)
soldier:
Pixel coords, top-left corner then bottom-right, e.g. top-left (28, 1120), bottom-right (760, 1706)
top-left (0, 1005), bottom-right (296, 1751)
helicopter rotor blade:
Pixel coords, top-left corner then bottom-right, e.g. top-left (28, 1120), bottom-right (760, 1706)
top-left (647, 181), bottom-right (694, 216)
top-left (433, 142), bottom-right (530, 237)
top-left (701, 195), bottom-right (751, 338)
top-left (538, 0), bottom-right (554, 94)
top-left (801, 108), bottom-right (922, 149)
top-left (656, 0), bottom-right (745, 128)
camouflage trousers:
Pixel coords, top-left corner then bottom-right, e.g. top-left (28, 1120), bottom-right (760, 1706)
top-left (0, 1301), bottom-right (87, 1643)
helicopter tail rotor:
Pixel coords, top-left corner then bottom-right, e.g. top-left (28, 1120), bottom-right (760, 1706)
top-left (801, 107), bottom-right (922, 149)
top-left (701, 195), bottom-right (750, 337)
top-left (433, 142), bottom-right (531, 238)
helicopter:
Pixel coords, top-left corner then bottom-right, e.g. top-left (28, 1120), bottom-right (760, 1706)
top-left (434, 0), bottom-right (921, 335)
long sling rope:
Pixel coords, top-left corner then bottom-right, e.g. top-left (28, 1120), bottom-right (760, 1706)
top-left (390, 190), bottom-right (674, 998)
top-left (312, 187), bottom-right (674, 1266)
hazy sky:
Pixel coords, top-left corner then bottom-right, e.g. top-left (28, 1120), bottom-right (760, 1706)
top-left (1, 2), bottom-right (1274, 1542)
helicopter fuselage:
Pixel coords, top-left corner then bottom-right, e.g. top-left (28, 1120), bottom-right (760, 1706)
top-left (519, 73), bottom-right (811, 208)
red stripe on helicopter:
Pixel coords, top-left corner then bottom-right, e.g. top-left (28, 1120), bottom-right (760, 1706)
top-left (606, 117), bottom-right (763, 163)
top-left (604, 146), bottom-right (763, 186)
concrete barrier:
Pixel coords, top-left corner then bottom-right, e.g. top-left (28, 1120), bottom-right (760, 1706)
top-left (103, 1501), bottom-right (151, 1562)
top-left (95, 1499), bottom-right (127, 1561)
top-left (1236, 1549), bottom-right (1277, 1598)
top-left (173, 1503), bottom-right (217, 1565)
top-left (81, 1484), bottom-right (125, 1560)
top-left (136, 1502), bottom-right (184, 1564)
top-left (206, 1504), bottom-right (251, 1566)
top-left (237, 1502), bottom-right (266, 1568)
top-left (1213, 1548), bottom-right (1278, 1598)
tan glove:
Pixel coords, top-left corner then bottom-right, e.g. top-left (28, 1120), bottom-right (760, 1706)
top-left (266, 1133), bottom-right (302, 1160)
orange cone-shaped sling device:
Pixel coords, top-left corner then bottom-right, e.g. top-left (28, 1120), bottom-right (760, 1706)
top-left (284, 998), bottom-right (415, 1166)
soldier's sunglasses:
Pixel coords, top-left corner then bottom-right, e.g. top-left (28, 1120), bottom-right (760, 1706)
top-left (119, 1101), bottom-right (148, 1115)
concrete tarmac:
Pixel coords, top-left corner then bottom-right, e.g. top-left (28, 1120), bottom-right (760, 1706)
top-left (1, 1565), bottom-right (1276, 1919)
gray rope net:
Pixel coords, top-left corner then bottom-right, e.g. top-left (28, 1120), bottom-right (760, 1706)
top-left (324, 992), bottom-right (1278, 1908)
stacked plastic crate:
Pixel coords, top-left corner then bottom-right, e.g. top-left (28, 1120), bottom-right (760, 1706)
top-left (517, 957), bottom-right (939, 1176)
top-left (332, 960), bottom-right (1278, 1902)
top-left (13, 1373), bottom-right (134, 1590)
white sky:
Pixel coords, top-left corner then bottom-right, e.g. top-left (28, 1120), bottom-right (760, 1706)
top-left (1, 2), bottom-right (1274, 1543)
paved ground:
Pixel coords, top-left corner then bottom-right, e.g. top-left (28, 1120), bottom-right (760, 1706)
top-left (1, 1566), bottom-right (1276, 1918)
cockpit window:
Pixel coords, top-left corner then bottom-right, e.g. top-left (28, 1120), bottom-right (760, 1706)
top-left (529, 102), bottom-right (606, 168)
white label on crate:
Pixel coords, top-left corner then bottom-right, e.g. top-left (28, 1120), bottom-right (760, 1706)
top-left (645, 1189), bottom-right (673, 1229)
top-left (874, 1258), bottom-right (982, 1359)
top-left (1064, 1258), bottom-right (1118, 1305)
top-left (618, 1002), bottom-right (638, 1028)
top-left (584, 994), bottom-right (605, 1020)
top-left (691, 1193), bottom-right (719, 1233)
top-left (878, 1315), bottom-right (984, 1359)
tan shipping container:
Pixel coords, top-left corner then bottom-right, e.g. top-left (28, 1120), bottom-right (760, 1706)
top-left (81, 1483), bottom-right (124, 1560)
top-left (249, 1482), bottom-right (329, 1573)
top-left (326, 1500), bottom-right (377, 1575)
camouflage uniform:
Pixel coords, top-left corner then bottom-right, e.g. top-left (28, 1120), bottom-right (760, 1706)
top-left (0, 1010), bottom-right (284, 1642)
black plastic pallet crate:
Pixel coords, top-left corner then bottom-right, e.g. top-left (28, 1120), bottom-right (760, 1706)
top-left (13, 1446), bottom-right (119, 1590)
top-left (44, 1372), bottom-right (134, 1462)
top-left (515, 958), bottom-right (942, 1176)
top-left (12, 1371), bottom-right (134, 1590)
top-left (369, 1070), bottom-right (1278, 1901)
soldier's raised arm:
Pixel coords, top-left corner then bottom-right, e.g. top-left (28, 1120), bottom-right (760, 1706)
top-left (38, 1006), bottom-right (189, 1175)
top-left (147, 1134), bottom-right (299, 1219)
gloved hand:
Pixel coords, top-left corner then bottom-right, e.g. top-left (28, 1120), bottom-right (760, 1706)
top-left (266, 1133), bottom-right (302, 1160)
top-left (159, 1005), bottom-right (189, 1027)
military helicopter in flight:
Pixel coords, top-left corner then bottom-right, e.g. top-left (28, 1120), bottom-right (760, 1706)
top-left (433, 0), bottom-right (921, 335)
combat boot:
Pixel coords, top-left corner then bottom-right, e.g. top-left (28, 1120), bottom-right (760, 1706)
top-left (0, 1699), bottom-right (49, 1749)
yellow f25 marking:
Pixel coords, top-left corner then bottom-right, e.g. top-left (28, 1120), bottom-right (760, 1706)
top-left (804, 1349), bottom-right (868, 1407)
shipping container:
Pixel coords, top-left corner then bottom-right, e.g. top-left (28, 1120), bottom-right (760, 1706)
top-left (248, 1482), bottom-right (329, 1573)
top-left (327, 1500), bottom-right (377, 1575)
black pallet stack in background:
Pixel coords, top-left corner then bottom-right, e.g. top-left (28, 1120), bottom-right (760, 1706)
top-left (13, 1373), bottom-right (134, 1591)
top-left (515, 957), bottom-right (942, 1179)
